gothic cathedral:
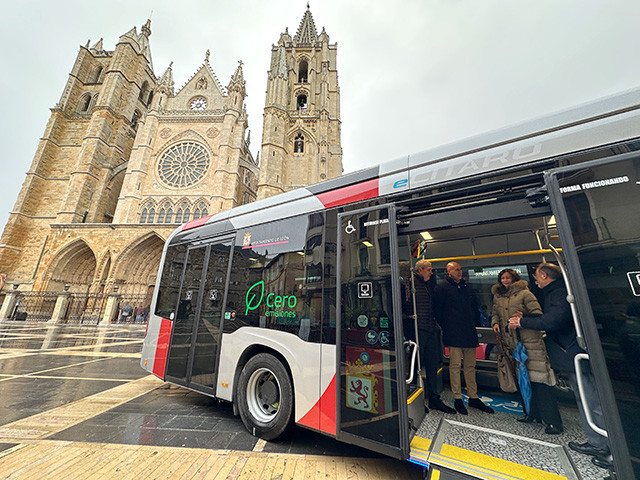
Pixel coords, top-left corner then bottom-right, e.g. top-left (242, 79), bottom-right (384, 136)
top-left (0, 7), bottom-right (342, 308)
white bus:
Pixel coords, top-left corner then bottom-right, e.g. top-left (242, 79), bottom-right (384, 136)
top-left (141, 87), bottom-right (640, 479)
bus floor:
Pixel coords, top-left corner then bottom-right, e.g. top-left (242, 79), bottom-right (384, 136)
top-left (410, 389), bottom-right (609, 480)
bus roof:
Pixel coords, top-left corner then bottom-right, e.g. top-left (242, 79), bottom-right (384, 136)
top-left (177, 86), bottom-right (640, 238)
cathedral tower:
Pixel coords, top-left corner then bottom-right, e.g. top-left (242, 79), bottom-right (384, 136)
top-left (0, 22), bottom-right (257, 299)
top-left (257, 6), bottom-right (343, 200)
top-left (0, 21), bottom-right (157, 280)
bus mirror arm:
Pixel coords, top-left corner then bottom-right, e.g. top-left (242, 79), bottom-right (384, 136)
top-left (548, 244), bottom-right (587, 350)
top-left (404, 340), bottom-right (418, 385)
top-left (574, 353), bottom-right (608, 438)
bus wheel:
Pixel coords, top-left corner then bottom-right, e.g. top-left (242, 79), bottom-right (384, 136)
top-left (237, 353), bottom-right (293, 440)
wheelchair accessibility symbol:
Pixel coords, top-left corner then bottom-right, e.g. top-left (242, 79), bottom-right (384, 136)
top-left (358, 282), bottom-right (373, 299)
top-left (345, 220), bottom-right (356, 234)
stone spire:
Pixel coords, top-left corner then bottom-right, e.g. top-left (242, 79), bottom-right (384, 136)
top-left (276, 45), bottom-right (288, 78)
top-left (141, 19), bottom-right (151, 37)
top-left (90, 38), bottom-right (104, 53)
top-left (294, 5), bottom-right (318, 44)
top-left (157, 62), bottom-right (174, 96)
top-left (230, 60), bottom-right (245, 85)
top-left (119, 21), bottom-right (153, 67)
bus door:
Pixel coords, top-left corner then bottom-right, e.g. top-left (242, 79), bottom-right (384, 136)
top-left (165, 236), bottom-right (234, 395)
top-left (336, 204), bottom-right (416, 459)
top-left (547, 152), bottom-right (640, 479)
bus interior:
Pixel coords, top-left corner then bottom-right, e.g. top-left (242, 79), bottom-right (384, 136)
top-left (338, 192), bottom-right (610, 479)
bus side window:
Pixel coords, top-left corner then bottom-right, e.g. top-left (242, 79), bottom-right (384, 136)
top-left (155, 244), bottom-right (187, 319)
top-left (224, 214), bottom-right (324, 343)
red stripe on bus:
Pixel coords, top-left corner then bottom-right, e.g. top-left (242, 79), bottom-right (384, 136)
top-left (316, 179), bottom-right (379, 208)
top-left (181, 214), bottom-right (213, 232)
top-left (152, 318), bottom-right (172, 378)
top-left (297, 375), bottom-right (336, 435)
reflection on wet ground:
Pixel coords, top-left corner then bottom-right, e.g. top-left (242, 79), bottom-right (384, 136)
top-left (0, 322), bottom-right (420, 479)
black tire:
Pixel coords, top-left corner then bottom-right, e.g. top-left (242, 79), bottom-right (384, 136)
top-left (237, 353), bottom-right (293, 440)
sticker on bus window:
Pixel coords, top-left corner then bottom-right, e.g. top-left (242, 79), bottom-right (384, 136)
top-left (627, 271), bottom-right (640, 296)
top-left (358, 282), bottom-right (372, 298)
top-left (347, 376), bottom-right (374, 412)
top-left (365, 330), bottom-right (379, 345)
top-left (357, 315), bottom-right (368, 327)
top-left (379, 331), bottom-right (390, 346)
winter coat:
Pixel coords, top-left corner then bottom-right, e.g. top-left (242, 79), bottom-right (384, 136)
top-left (413, 273), bottom-right (438, 332)
top-left (520, 279), bottom-right (584, 373)
top-left (434, 277), bottom-right (479, 348)
top-left (491, 280), bottom-right (556, 386)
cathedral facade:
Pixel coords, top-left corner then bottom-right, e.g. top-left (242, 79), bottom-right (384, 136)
top-left (0, 8), bottom-right (342, 308)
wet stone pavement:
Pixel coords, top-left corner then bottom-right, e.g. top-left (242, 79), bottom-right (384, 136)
top-left (0, 322), bottom-right (421, 479)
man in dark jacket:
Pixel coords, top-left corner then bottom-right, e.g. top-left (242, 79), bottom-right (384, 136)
top-left (434, 262), bottom-right (494, 414)
top-left (509, 263), bottom-right (610, 466)
top-left (412, 260), bottom-right (456, 414)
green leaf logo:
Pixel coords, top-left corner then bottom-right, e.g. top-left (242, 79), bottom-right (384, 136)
top-left (245, 280), bottom-right (265, 315)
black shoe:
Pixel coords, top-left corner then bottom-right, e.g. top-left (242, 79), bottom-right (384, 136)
top-left (454, 399), bottom-right (468, 415)
top-left (591, 453), bottom-right (614, 470)
top-left (517, 413), bottom-right (541, 424)
top-left (568, 441), bottom-right (610, 458)
top-left (429, 397), bottom-right (456, 414)
top-left (544, 424), bottom-right (563, 435)
top-left (468, 397), bottom-right (494, 414)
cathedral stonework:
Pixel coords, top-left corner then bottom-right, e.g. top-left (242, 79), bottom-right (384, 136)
top-left (0, 8), bottom-right (341, 308)
top-left (257, 7), bottom-right (343, 200)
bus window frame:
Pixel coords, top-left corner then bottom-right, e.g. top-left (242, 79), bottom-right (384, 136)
top-left (545, 151), bottom-right (640, 480)
top-left (335, 203), bottom-right (409, 459)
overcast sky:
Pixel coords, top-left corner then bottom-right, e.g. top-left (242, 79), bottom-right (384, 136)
top-left (2, 0), bottom-right (640, 230)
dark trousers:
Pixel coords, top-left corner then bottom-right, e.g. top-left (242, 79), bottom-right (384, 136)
top-left (418, 328), bottom-right (442, 401)
top-left (528, 382), bottom-right (562, 427)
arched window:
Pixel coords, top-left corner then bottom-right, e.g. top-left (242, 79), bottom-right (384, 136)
top-left (193, 202), bottom-right (208, 219)
top-left (175, 203), bottom-right (190, 224)
top-left (139, 81), bottom-right (149, 103)
top-left (165, 208), bottom-right (174, 223)
top-left (297, 94), bottom-right (308, 111)
top-left (294, 133), bottom-right (304, 154)
top-left (78, 93), bottom-right (92, 113)
top-left (131, 110), bottom-right (141, 130)
top-left (140, 207), bottom-right (148, 223)
top-left (147, 207), bottom-right (155, 223)
top-left (89, 66), bottom-right (103, 84)
top-left (298, 60), bottom-right (308, 83)
top-left (157, 208), bottom-right (165, 223)
top-left (147, 90), bottom-right (154, 107)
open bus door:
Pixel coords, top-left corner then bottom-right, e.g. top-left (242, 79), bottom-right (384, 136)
top-left (546, 151), bottom-right (640, 479)
top-left (336, 204), bottom-right (424, 459)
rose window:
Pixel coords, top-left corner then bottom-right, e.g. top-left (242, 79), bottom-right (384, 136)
top-left (157, 141), bottom-right (210, 188)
